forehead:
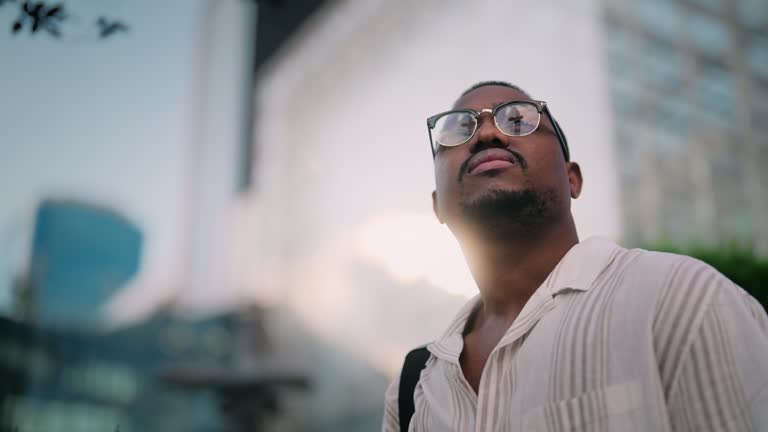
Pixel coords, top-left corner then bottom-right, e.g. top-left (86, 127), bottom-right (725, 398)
top-left (452, 85), bottom-right (532, 111)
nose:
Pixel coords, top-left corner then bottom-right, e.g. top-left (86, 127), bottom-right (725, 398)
top-left (469, 110), bottom-right (508, 154)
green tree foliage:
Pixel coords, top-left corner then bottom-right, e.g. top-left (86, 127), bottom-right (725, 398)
top-left (650, 243), bottom-right (768, 310)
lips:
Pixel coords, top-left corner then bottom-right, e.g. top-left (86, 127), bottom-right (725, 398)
top-left (466, 148), bottom-right (517, 175)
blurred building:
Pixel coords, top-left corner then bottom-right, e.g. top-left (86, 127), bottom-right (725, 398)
top-left (0, 311), bottom-right (238, 432)
top-left (25, 200), bottom-right (142, 328)
top-left (604, 0), bottom-right (768, 251)
top-left (1, 199), bottom-right (244, 431)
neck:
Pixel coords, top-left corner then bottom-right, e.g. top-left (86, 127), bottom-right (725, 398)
top-left (456, 216), bottom-right (579, 320)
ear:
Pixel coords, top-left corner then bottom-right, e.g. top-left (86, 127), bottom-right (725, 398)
top-left (432, 190), bottom-right (445, 224)
top-left (566, 162), bottom-right (583, 199)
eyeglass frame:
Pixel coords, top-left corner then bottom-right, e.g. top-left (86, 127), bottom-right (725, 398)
top-left (426, 99), bottom-right (570, 161)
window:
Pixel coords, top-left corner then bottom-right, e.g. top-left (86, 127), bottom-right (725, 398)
top-left (607, 23), bottom-right (635, 57)
top-left (653, 98), bottom-right (691, 137)
top-left (642, 39), bottom-right (686, 91)
top-left (687, 0), bottom-right (723, 14)
top-left (607, 25), bottom-right (636, 76)
top-left (692, 64), bottom-right (738, 128)
top-left (612, 91), bottom-right (636, 119)
top-left (750, 82), bottom-right (768, 140)
top-left (710, 139), bottom-right (743, 190)
top-left (611, 71), bottom-right (639, 103)
top-left (616, 124), bottom-right (641, 178)
top-left (687, 12), bottom-right (730, 56)
top-left (720, 210), bottom-right (755, 240)
top-left (739, 0), bottom-right (768, 30)
top-left (636, 0), bottom-right (683, 40)
top-left (661, 195), bottom-right (693, 241)
top-left (653, 127), bottom-right (687, 155)
top-left (747, 36), bottom-right (768, 80)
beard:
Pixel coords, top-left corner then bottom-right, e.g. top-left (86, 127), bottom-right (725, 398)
top-left (460, 186), bottom-right (559, 236)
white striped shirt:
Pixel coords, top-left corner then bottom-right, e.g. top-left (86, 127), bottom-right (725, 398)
top-left (382, 237), bottom-right (768, 431)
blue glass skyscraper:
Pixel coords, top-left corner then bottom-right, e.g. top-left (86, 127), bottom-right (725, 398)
top-left (29, 200), bottom-right (142, 328)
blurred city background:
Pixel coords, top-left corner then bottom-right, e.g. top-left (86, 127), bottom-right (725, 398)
top-left (0, 0), bottom-right (766, 430)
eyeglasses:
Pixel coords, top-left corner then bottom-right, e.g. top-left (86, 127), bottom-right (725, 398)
top-left (426, 100), bottom-right (570, 160)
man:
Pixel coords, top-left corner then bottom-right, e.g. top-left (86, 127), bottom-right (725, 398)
top-left (382, 81), bottom-right (768, 431)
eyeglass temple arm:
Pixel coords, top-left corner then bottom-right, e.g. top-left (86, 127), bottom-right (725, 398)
top-left (543, 106), bottom-right (570, 162)
top-left (428, 122), bottom-right (437, 158)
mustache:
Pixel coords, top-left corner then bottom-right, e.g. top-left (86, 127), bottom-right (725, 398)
top-left (458, 148), bottom-right (528, 182)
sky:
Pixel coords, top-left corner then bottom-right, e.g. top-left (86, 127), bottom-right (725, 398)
top-left (0, 0), bottom-right (213, 314)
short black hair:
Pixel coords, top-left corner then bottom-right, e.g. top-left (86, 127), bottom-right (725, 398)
top-left (458, 81), bottom-right (570, 161)
top-left (460, 81), bottom-right (530, 98)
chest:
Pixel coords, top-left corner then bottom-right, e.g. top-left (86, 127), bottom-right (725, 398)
top-left (460, 322), bottom-right (511, 393)
top-left (413, 294), bottom-right (665, 432)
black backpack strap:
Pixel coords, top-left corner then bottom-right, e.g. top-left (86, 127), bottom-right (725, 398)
top-left (398, 346), bottom-right (431, 431)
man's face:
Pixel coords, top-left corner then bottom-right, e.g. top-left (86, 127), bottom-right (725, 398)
top-left (431, 85), bottom-right (581, 233)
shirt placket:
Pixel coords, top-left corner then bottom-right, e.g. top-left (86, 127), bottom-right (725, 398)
top-left (474, 290), bottom-right (556, 432)
top-left (428, 334), bottom-right (479, 430)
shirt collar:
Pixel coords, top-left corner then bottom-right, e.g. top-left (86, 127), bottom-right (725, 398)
top-left (428, 236), bottom-right (622, 362)
top-left (542, 236), bottom-right (622, 296)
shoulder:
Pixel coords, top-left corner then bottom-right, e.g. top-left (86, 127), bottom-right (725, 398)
top-left (598, 246), bottom-right (731, 302)
top-left (591, 247), bottom-right (754, 328)
top-left (628, 249), bottom-right (744, 317)
top-left (622, 249), bottom-right (768, 357)
top-left (606, 246), bottom-right (709, 281)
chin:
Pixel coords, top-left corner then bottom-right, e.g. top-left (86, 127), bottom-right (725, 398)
top-left (459, 185), bottom-right (555, 227)
top-left (463, 182), bottom-right (527, 203)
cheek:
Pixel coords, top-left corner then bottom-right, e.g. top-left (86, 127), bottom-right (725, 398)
top-left (434, 152), bottom-right (459, 184)
top-left (434, 159), bottom-right (461, 207)
top-left (434, 166), bottom-right (454, 197)
top-left (541, 153), bottom-right (571, 192)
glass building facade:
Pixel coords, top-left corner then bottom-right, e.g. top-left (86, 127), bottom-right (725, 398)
top-left (0, 314), bottom-right (235, 432)
top-left (604, 0), bottom-right (768, 251)
top-left (27, 201), bottom-right (142, 329)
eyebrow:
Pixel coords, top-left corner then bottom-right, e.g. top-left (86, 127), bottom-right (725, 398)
top-left (450, 100), bottom-right (533, 112)
top-left (466, 100), bottom-right (531, 110)
top-left (492, 99), bottom-right (534, 108)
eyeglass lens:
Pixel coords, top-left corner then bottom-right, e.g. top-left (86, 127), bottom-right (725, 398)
top-left (432, 102), bottom-right (540, 148)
